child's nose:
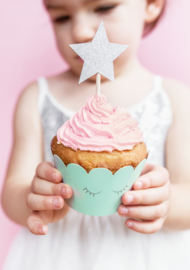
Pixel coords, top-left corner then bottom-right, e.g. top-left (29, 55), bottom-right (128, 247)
top-left (71, 15), bottom-right (96, 43)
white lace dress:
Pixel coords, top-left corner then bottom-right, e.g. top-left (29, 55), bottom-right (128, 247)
top-left (3, 76), bottom-right (190, 270)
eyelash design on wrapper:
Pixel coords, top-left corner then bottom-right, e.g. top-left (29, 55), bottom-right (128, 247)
top-left (83, 188), bottom-right (102, 197)
top-left (83, 184), bottom-right (128, 197)
top-left (113, 184), bottom-right (128, 195)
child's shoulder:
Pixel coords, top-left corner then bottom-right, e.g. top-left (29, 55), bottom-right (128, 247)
top-left (163, 77), bottom-right (190, 118)
top-left (14, 80), bottom-right (43, 137)
top-left (17, 71), bottom-right (73, 107)
top-left (16, 81), bottom-right (39, 117)
top-left (164, 77), bottom-right (190, 98)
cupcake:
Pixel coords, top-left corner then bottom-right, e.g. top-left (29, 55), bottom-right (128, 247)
top-left (51, 93), bottom-right (147, 174)
top-left (50, 21), bottom-right (148, 216)
top-left (51, 93), bottom-right (147, 216)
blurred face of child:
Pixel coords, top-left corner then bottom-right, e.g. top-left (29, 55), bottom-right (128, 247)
top-left (45, 0), bottom-right (148, 80)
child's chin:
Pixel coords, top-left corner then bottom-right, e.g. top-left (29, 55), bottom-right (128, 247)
top-left (87, 74), bottom-right (109, 83)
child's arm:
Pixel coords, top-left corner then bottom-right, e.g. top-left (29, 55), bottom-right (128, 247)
top-left (118, 80), bottom-right (190, 233)
top-left (1, 83), bottom-right (72, 235)
top-left (162, 79), bottom-right (190, 230)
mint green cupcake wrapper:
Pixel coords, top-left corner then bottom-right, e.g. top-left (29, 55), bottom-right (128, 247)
top-left (54, 155), bottom-right (146, 216)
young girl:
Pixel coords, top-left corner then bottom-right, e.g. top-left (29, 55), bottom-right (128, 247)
top-left (2, 0), bottom-right (190, 269)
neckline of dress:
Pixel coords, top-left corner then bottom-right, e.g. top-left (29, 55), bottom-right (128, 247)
top-left (45, 76), bottom-right (162, 116)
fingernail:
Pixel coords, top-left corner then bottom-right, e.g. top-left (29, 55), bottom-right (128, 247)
top-left (127, 221), bottom-right (133, 227)
top-left (61, 187), bottom-right (67, 197)
top-left (121, 207), bottom-right (128, 215)
top-left (52, 198), bottom-right (60, 208)
top-left (39, 226), bottom-right (47, 235)
top-left (126, 195), bottom-right (133, 203)
top-left (52, 172), bottom-right (57, 181)
top-left (42, 226), bottom-right (48, 234)
top-left (136, 181), bottom-right (142, 189)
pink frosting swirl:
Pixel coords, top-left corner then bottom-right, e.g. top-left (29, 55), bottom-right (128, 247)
top-left (57, 94), bottom-right (143, 152)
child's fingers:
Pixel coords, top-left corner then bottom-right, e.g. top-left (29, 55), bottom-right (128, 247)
top-left (141, 164), bottom-right (166, 175)
top-left (118, 201), bottom-right (169, 221)
top-left (140, 163), bottom-right (155, 175)
top-left (125, 218), bottom-right (164, 234)
top-left (27, 211), bottom-right (53, 235)
top-left (27, 193), bottom-right (64, 211)
top-left (36, 162), bottom-right (62, 183)
top-left (122, 181), bottom-right (170, 206)
top-left (133, 167), bottom-right (169, 190)
top-left (31, 177), bottom-right (73, 198)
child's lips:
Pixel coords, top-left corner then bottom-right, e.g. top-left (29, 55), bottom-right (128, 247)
top-left (76, 56), bottom-right (84, 63)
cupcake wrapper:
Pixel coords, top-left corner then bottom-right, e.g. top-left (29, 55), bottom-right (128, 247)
top-left (54, 155), bottom-right (146, 216)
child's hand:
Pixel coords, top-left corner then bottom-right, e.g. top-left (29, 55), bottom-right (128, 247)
top-left (26, 162), bottom-right (73, 235)
top-left (118, 164), bottom-right (171, 234)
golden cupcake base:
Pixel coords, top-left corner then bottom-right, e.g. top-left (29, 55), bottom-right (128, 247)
top-left (51, 136), bottom-right (147, 174)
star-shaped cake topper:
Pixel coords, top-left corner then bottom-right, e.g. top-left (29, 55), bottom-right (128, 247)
top-left (69, 21), bottom-right (128, 84)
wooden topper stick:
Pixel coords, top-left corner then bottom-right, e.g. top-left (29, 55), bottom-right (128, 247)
top-left (96, 73), bottom-right (101, 94)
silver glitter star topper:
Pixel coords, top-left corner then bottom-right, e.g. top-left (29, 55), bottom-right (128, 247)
top-left (69, 21), bottom-right (128, 93)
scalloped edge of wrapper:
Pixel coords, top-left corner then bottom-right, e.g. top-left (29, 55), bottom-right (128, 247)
top-left (54, 155), bottom-right (148, 216)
